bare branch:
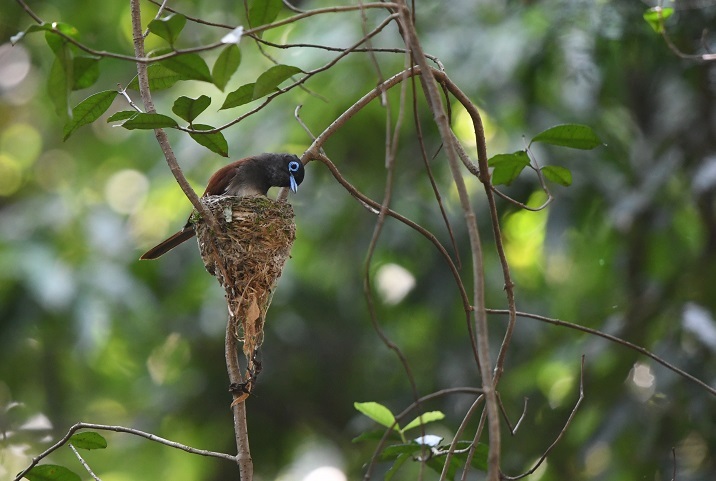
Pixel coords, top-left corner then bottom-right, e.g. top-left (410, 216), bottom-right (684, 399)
top-left (501, 356), bottom-right (585, 480)
top-left (69, 444), bottom-right (102, 481)
top-left (13, 422), bottom-right (237, 481)
top-left (489, 309), bottom-right (716, 397)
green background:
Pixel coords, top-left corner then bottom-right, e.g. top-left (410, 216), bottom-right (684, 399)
top-left (1, 1), bottom-right (715, 480)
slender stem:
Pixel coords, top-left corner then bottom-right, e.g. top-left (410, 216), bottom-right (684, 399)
top-left (394, 4), bottom-right (501, 479)
top-left (128, 0), bottom-right (217, 233)
top-left (226, 311), bottom-right (253, 479)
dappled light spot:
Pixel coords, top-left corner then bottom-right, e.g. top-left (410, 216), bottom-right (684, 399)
top-left (303, 466), bottom-right (347, 481)
top-left (375, 263), bottom-right (416, 305)
top-left (537, 361), bottom-right (575, 409)
top-left (0, 43), bottom-right (31, 90)
top-left (628, 362), bottom-right (655, 402)
top-left (1, 123), bottom-right (42, 168)
top-left (584, 441), bottom-right (611, 478)
top-left (0, 154), bottom-right (22, 196)
top-left (104, 169), bottom-right (149, 214)
top-left (503, 191), bottom-right (548, 283)
top-left (452, 103), bottom-right (497, 148)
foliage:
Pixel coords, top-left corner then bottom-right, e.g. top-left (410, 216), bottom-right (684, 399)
top-left (1, 1), bottom-right (716, 481)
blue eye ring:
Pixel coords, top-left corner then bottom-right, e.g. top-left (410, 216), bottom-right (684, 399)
top-left (288, 160), bottom-right (300, 173)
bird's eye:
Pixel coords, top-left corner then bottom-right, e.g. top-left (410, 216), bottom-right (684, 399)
top-left (288, 161), bottom-right (300, 172)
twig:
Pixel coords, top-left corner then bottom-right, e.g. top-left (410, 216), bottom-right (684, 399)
top-left (498, 394), bottom-right (529, 435)
top-left (128, 0), bottom-right (218, 234)
top-left (14, 0), bottom-right (41, 23)
top-left (69, 443), bottom-right (102, 481)
top-left (116, 83), bottom-right (143, 113)
top-left (488, 309), bottom-right (716, 397)
top-left (363, 388), bottom-right (483, 480)
top-left (143, 0), bottom-right (170, 38)
top-left (437, 396), bottom-right (485, 481)
top-left (13, 422), bottom-right (237, 481)
top-left (394, 4), bottom-right (502, 479)
top-left (501, 356), bottom-right (585, 480)
top-left (226, 304), bottom-right (253, 479)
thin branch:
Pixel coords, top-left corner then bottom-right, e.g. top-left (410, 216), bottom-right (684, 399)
top-left (188, 13), bottom-right (401, 137)
top-left (363, 388), bottom-right (483, 480)
top-left (69, 444), bottom-right (102, 481)
top-left (13, 422), bottom-right (237, 481)
top-left (488, 309), bottom-right (716, 397)
top-left (498, 394), bottom-right (529, 436)
top-left (300, 68), bottom-right (474, 339)
top-left (129, 0), bottom-right (217, 234)
top-left (394, 5), bottom-right (501, 479)
top-left (501, 356), bottom-right (585, 480)
top-left (14, 0), bottom-right (42, 23)
top-left (438, 396), bottom-right (485, 481)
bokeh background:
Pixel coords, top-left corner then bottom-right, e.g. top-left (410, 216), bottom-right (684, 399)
top-left (1, 1), bottom-right (715, 480)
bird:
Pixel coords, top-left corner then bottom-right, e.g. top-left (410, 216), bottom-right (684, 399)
top-left (140, 153), bottom-right (305, 260)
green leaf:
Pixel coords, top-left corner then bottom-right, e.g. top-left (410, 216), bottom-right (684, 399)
top-left (69, 432), bottom-right (107, 450)
top-left (354, 402), bottom-right (397, 430)
top-left (25, 464), bottom-right (81, 481)
top-left (488, 150), bottom-right (530, 168)
top-left (220, 83), bottom-right (256, 110)
top-left (643, 7), bottom-right (674, 33)
top-left (531, 124), bottom-right (603, 150)
top-left (379, 443), bottom-right (423, 461)
top-left (120, 113), bottom-right (178, 130)
top-left (492, 164), bottom-right (527, 186)
top-left (127, 64), bottom-right (187, 91)
top-left (44, 22), bottom-right (80, 56)
top-left (107, 110), bottom-right (138, 122)
top-left (172, 95), bottom-right (211, 123)
top-left (148, 14), bottom-right (186, 46)
top-left (248, 0), bottom-right (283, 28)
top-left (352, 429), bottom-right (400, 443)
top-left (63, 90), bottom-right (116, 140)
top-left (71, 56), bottom-right (100, 90)
top-left (401, 411), bottom-right (445, 432)
top-left (385, 453), bottom-right (410, 481)
top-left (488, 151), bottom-right (530, 185)
top-left (212, 45), bottom-right (241, 91)
top-left (541, 165), bottom-right (573, 186)
top-left (48, 57), bottom-right (71, 119)
top-left (440, 441), bottom-right (488, 471)
top-left (253, 64), bottom-right (303, 99)
top-left (161, 53), bottom-right (213, 83)
top-left (189, 124), bottom-right (229, 157)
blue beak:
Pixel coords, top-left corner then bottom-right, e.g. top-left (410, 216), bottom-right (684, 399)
top-left (289, 173), bottom-right (298, 193)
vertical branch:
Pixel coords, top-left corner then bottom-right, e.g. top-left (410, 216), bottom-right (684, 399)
top-left (226, 312), bottom-right (253, 479)
top-left (394, 3), bottom-right (501, 480)
top-left (128, 0), bottom-right (217, 233)
top-left (434, 75), bottom-right (517, 386)
top-left (128, 0), bottom-right (246, 477)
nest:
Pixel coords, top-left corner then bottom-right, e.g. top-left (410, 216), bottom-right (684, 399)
top-left (194, 195), bottom-right (296, 385)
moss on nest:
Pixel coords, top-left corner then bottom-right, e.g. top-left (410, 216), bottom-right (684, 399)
top-left (194, 195), bottom-right (296, 369)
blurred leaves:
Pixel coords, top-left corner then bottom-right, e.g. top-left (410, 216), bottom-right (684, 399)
top-left (3, 2), bottom-right (716, 481)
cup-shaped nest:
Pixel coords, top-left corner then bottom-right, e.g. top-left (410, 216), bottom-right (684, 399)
top-left (194, 195), bottom-right (296, 358)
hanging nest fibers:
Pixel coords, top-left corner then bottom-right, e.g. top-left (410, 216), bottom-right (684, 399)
top-left (194, 195), bottom-right (296, 391)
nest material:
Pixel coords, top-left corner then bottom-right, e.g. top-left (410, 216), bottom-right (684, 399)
top-left (194, 195), bottom-right (296, 364)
